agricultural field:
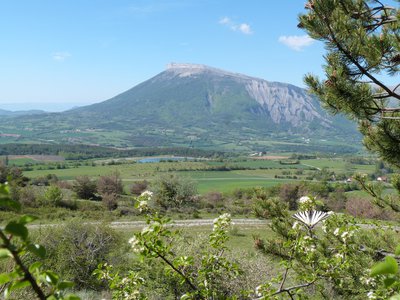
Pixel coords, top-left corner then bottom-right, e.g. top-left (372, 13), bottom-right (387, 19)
top-left (16, 155), bottom-right (379, 194)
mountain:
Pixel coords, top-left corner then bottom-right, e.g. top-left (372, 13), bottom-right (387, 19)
top-left (0, 109), bottom-right (46, 117)
top-left (0, 63), bottom-right (360, 153)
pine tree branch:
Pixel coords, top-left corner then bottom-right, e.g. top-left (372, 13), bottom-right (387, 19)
top-left (315, 2), bottom-right (400, 101)
top-left (381, 108), bottom-right (400, 112)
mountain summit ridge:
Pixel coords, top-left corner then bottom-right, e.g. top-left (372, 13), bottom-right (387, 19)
top-left (165, 62), bottom-right (256, 80)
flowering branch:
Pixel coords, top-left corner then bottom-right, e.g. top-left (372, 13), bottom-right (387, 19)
top-left (142, 240), bottom-right (201, 296)
top-left (271, 278), bottom-right (318, 298)
top-left (0, 230), bottom-right (47, 300)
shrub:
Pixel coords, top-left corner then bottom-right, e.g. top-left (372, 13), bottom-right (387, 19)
top-left (325, 189), bottom-right (347, 212)
top-left (41, 185), bottom-right (63, 207)
top-left (151, 173), bottom-right (197, 210)
top-left (346, 197), bottom-right (381, 219)
top-left (31, 174), bottom-right (59, 186)
top-left (201, 191), bottom-right (224, 209)
top-left (130, 180), bottom-right (148, 196)
top-left (102, 193), bottom-right (118, 211)
top-left (97, 171), bottom-right (123, 196)
top-left (19, 185), bottom-right (37, 207)
top-left (31, 176), bottom-right (50, 186)
top-left (73, 175), bottom-right (98, 200)
top-left (36, 220), bottom-right (124, 290)
top-left (56, 180), bottom-right (72, 189)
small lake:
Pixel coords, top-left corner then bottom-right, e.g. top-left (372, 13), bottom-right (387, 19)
top-left (137, 157), bottom-right (194, 163)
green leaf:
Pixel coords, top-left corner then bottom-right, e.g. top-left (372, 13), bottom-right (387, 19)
top-left (19, 215), bottom-right (38, 225)
top-left (7, 280), bottom-right (31, 294)
top-left (58, 281), bottom-right (75, 289)
top-left (27, 244), bottom-right (46, 258)
top-left (0, 273), bottom-right (12, 285)
top-left (0, 249), bottom-right (12, 259)
top-left (390, 295), bottom-right (400, 300)
top-left (29, 261), bottom-right (42, 273)
top-left (395, 244), bottom-right (400, 256)
top-left (44, 271), bottom-right (59, 285)
top-left (384, 277), bottom-right (396, 288)
top-left (5, 222), bottom-right (28, 240)
top-left (371, 256), bottom-right (398, 276)
top-left (0, 184), bottom-right (9, 195)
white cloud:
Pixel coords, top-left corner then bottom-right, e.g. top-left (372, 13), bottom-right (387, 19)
top-left (219, 16), bottom-right (231, 25)
top-left (52, 51), bottom-right (71, 61)
top-left (219, 16), bottom-right (253, 35)
top-left (278, 35), bottom-right (314, 51)
top-left (238, 23), bottom-right (252, 35)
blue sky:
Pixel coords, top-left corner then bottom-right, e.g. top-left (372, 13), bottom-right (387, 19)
top-left (0, 0), bottom-right (327, 111)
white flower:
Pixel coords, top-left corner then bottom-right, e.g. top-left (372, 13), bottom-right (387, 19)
top-left (341, 231), bottom-right (349, 240)
top-left (142, 223), bottom-right (157, 234)
top-left (361, 276), bottom-right (375, 286)
top-left (213, 213), bottom-right (231, 231)
top-left (292, 221), bottom-right (300, 229)
top-left (303, 235), bottom-right (312, 241)
top-left (305, 245), bottom-right (316, 253)
top-left (137, 199), bottom-right (148, 212)
top-left (367, 291), bottom-right (376, 299)
top-left (333, 228), bottom-right (340, 236)
top-left (292, 210), bottom-right (331, 229)
top-left (334, 253), bottom-right (344, 260)
top-left (121, 277), bottom-right (129, 284)
top-left (255, 285), bottom-right (263, 297)
top-left (140, 190), bottom-right (153, 198)
top-left (128, 236), bottom-right (143, 253)
top-left (299, 196), bottom-right (312, 204)
top-left (129, 236), bottom-right (138, 247)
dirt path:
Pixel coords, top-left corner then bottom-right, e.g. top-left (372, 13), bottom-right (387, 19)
top-left (109, 218), bottom-right (268, 229)
top-left (29, 218), bottom-right (269, 230)
top-left (28, 219), bottom-right (399, 232)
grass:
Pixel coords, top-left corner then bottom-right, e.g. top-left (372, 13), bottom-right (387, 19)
top-left (116, 222), bottom-right (273, 254)
top-left (22, 160), bottom-right (306, 194)
top-left (300, 158), bottom-right (375, 173)
top-left (196, 178), bottom-right (296, 194)
top-left (7, 158), bottom-right (37, 166)
top-left (205, 159), bottom-right (306, 169)
top-left (21, 155), bottom-right (379, 195)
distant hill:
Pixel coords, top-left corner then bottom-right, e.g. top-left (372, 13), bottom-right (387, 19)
top-left (0, 63), bottom-right (361, 153)
top-left (0, 109), bottom-right (45, 117)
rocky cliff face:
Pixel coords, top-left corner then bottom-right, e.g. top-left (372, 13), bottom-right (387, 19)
top-left (245, 80), bottom-right (331, 127)
top-left (165, 63), bottom-right (331, 128)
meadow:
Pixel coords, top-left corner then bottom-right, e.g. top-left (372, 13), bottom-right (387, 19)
top-left (16, 155), bottom-right (376, 194)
